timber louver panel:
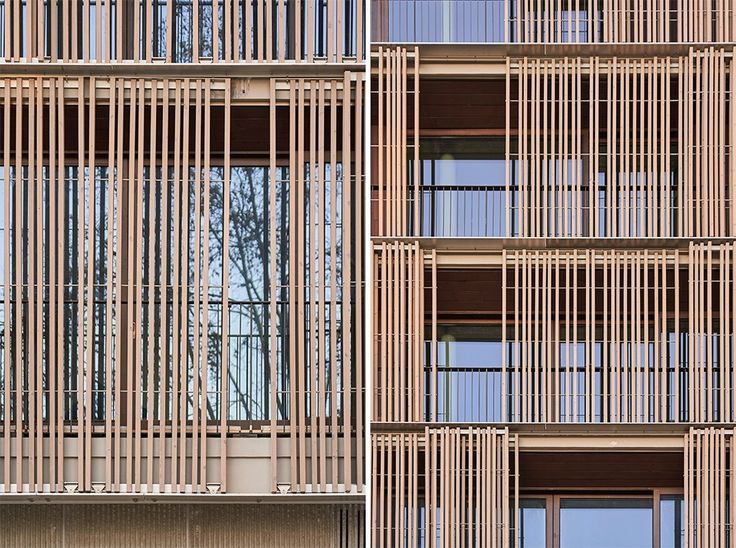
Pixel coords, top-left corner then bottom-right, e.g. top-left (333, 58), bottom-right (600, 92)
top-left (685, 427), bottom-right (736, 548)
top-left (514, 1), bottom-right (736, 43)
top-left (373, 45), bottom-right (419, 237)
top-left (372, 427), bottom-right (517, 548)
top-left (272, 74), bottom-right (365, 494)
top-left (373, 0), bottom-right (736, 44)
top-left (375, 48), bottom-right (736, 239)
top-left (503, 248), bottom-right (682, 423)
top-left (688, 242), bottom-right (736, 423)
top-left (372, 241), bottom-right (428, 423)
top-left (0, 74), bottom-right (366, 496)
top-left (371, 240), bottom-right (736, 425)
top-left (510, 48), bottom-right (735, 238)
top-left (0, 0), bottom-right (364, 63)
top-left (0, 77), bottom-right (230, 494)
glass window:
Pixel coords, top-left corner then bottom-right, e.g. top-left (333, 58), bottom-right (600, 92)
top-left (660, 496), bottom-right (684, 548)
top-left (560, 498), bottom-right (653, 548)
top-left (519, 499), bottom-right (546, 548)
top-left (425, 324), bottom-right (505, 422)
top-left (413, 138), bottom-right (510, 237)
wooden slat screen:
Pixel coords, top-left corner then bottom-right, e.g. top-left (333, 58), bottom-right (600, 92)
top-left (373, 45), bottom-right (419, 237)
top-left (372, 241), bottom-right (431, 423)
top-left (504, 248), bottom-right (682, 423)
top-left (0, 77), bottom-right (231, 494)
top-left (515, 1), bottom-right (736, 42)
top-left (0, 0), bottom-right (364, 63)
top-left (688, 242), bottom-right (736, 423)
top-left (510, 49), bottom-right (734, 238)
top-left (0, 74), bottom-right (366, 496)
top-left (376, 49), bottom-right (735, 239)
top-left (680, 48), bottom-right (735, 238)
top-left (372, 427), bottom-right (517, 548)
top-left (273, 74), bottom-right (365, 494)
top-left (685, 427), bottom-right (736, 548)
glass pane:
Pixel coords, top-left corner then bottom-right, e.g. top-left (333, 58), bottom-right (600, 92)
top-left (519, 499), bottom-right (546, 548)
top-left (560, 498), bottom-right (653, 548)
top-left (414, 138), bottom-right (507, 237)
top-left (660, 496), bottom-right (685, 548)
top-left (425, 324), bottom-right (504, 422)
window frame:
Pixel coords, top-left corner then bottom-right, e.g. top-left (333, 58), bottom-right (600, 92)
top-left (519, 489), bottom-right (684, 548)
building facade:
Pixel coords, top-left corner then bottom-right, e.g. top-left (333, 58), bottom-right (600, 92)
top-left (371, 2), bottom-right (736, 547)
top-left (0, 2), bottom-right (366, 545)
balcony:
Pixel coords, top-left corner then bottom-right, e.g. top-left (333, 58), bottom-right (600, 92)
top-left (372, 0), bottom-right (727, 44)
top-left (0, 0), bottom-right (363, 63)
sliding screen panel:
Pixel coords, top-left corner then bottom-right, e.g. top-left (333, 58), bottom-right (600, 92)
top-left (372, 427), bottom-right (518, 548)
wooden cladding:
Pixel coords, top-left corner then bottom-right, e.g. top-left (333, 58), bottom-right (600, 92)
top-left (514, 0), bottom-right (736, 42)
top-left (685, 427), bottom-right (736, 548)
top-left (372, 241), bottom-right (428, 423)
top-left (688, 242), bottom-right (736, 423)
top-left (0, 77), bottom-right (231, 494)
top-left (0, 0), bottom-right (364, 63)
top-left (374, 48), bottom-right (736, 238)
top-left (275, 74), bottom-right (365, 494)
top-left (372, 242), bottom-right (736, 424)
top-left (504, 248), bottom-right (683, 423)
top-left (510, 49), bottom-right (736, 238)
top-left (372, 427), bottom-right (517, 548)
top-left (0, 503), bottom-right (365, 547)
top-left (0, 74), bottom-right (365, 495)
top-left (373, 46), bottom-right (419, 237)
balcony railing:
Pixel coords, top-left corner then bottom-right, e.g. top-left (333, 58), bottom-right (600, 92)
top-left (374, 183), bottom-right (724, 238)
top-left (372, 0), bottom-right (727, 43)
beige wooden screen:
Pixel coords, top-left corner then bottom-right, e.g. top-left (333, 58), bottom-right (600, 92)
top-left (372, 427), bottom-right (517, 548)
top-left (514, 0), bottom-right (736, 43)
top-left (688, 242), bottom-right (736, 423)
top-left (0, 74), bottom-right (365, 496)
top-left (685, 427), bottom-right (736, 548)
top-left (504, 248), bottom-right (682, 423)
top-left (373, 46), bottom-right (419, 237)
top-left (0, 0), bottom-right (364, 63)
top-left (0, 77), bottom-right (230, 494)
top-left (372, 241), bottom-right (434, 423)
top-left (510, 48), bottom-right (735, 238)
top-left (271, 74), bottom-right (365, 494)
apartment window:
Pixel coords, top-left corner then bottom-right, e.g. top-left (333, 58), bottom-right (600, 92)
top-left (374, 0), bottom-right (507, 43)
top-left (519, 499), bottom-right (546, 548)
top-left (560, 498), bottom-right (653, 547)
top-left (424, 322), bottom-right (695, 423)
top-left (424, 324), bottom-right (504, 422)
top-left (413, 138), bottom-right (511, 237)
top-left (518, 494), bottom-right (684, 548)
top-left (0, 163), bottom-right (298, 425)
top-left (660, 496), bottom-right (685, 548)
top-left (224, 165), bottom-right (290, 422)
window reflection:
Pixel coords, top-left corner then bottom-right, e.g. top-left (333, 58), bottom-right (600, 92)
top-left (413, 138), bottom-right (509, 237)
top-left (425, 324), bottom-right (504, 422)
top-left (660, 496), bottom-right (684, 548)
top-left (560, 498), bottom-right (653, 548)
top-left (519, 499), bottom-right (546, 548)
top-left (0, 162), bottom-right (353, 427)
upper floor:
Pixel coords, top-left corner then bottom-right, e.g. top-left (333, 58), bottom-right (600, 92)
top-left (373, 0), bottom-right (736, 44)
top-left (0, 0), bottom-right (364, 63)
top-left (371, 46), bottom-right (736, 239)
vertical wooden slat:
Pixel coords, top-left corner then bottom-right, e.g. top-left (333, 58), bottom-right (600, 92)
top-left (221, 79), bottom-right (231, 493)
top-left (268, 78), bottom-right (277, 493)
top-left (2, 79), bottom-right (10, 492)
